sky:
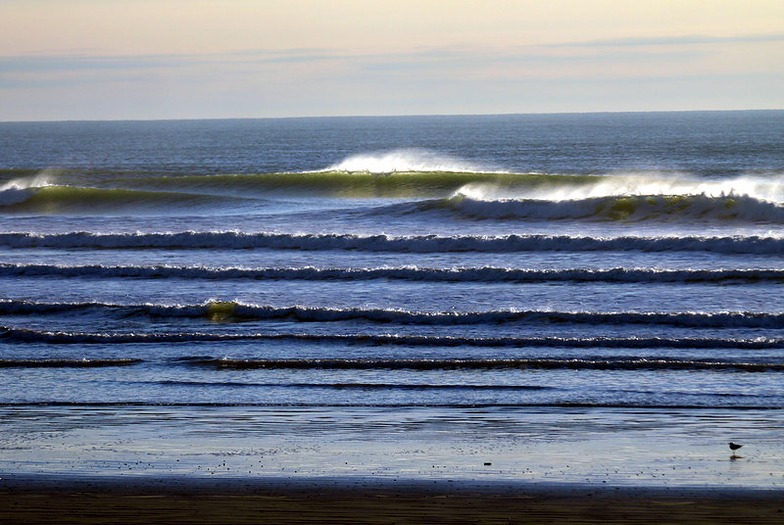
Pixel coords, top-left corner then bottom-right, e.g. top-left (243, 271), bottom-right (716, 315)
top-left (1, 0), bottom-right (783, 121)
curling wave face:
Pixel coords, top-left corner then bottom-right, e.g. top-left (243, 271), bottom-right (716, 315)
top-left (446, 191), bottom-right (784, 223)
top-left (2, 155), bottom-right (782, 224)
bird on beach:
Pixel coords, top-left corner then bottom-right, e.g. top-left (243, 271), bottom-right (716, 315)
top-left (729, 442), bottom-right (743, 458)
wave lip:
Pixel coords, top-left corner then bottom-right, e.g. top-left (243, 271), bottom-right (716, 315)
top-left (3, 326), bottom-right (782, 348)
top-left (0, 172), bottom-right (54, 206)
top-left (323, 148), bottom-right (494, 174)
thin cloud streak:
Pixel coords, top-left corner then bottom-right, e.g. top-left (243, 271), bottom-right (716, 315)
top-left (1, 40), bottom-right (713, 81)
top-left (0, 48), bottom-right (347, 74)
top-left (547, 31), bottom-right (784, 48)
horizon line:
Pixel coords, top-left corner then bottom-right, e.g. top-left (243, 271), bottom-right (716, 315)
top-left (1, 107), bottom-right (782, 125)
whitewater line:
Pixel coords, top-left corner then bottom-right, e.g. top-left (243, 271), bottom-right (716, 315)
top-left (1, 262), bottom-right (783, 283)
top-left (1, 326), bottom-right (781, 348)
top-left (0, 231), bottom-right (782, 254)
top-left (185, 357), bottom-right (784, 372)
top-left (1, 300), bottom-right (782, 328)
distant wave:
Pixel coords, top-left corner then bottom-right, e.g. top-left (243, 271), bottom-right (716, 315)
top-left (183, 356), bottom-right (784, 373)
top-left (132, 169), bottom-right (580, 199)
top-left (4, 164), bottom-right (782, 218)
top-left (1, 299), bottom-right (783, 328)
top-left (1, 231), bottom-right (782, 254)
top-left (1, 355), bottom-right (777, 373)
top-left (3, 401), bottom-right (777, 409)
top-left (1, 262), bottom-right (782, 284)
top-left (0, 184), bottom-right (247, 214)
top-left (0, 358), bottom-right (141, 368)
top-left (2, 165), bottom-right (587, 201)
top-left (448, 192), bottom-right (784, 223)
top-left (144, 380), bottom-right (553, 392)
top-left (322, 148), bottom-right (494, 173)
top-left (2, 326), bottom-right (781, 349)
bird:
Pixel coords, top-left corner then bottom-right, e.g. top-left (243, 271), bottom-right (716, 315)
top-left (729, 442), bottom-right (742, 452)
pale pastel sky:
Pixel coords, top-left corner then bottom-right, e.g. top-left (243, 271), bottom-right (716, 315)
top-left (1, 0), bottom-right (783, 121)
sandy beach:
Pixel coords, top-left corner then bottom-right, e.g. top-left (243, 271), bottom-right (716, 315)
top-left (2, 475), bottom-right (783, 524)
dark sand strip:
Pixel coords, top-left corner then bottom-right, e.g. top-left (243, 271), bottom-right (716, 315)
top-left (1, 475), bottom-right (783, 524)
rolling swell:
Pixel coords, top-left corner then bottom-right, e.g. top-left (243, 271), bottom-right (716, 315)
top-left (4, 169), bottom-right (783, 224)
top-left (2, 326), bottom-right (781, 349)
top-left (0, 358), bottom-right (142, 368)
top-left (1, 263), bottom-right (783, 284)
top-left (183, 357), bottom-right (784, 373)
top-left (1, 169), bottom-right (592, 202)
top-left (0, 185), bottom-right (245, 213)
top-left (134, 170), bottom-right (580, 198)
top-left (1, 299), bottom-right (782, 328)
top-left (1, 231), bottom-right (782, 254)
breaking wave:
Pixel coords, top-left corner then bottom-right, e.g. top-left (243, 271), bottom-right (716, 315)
top-left (3, 161), bottom-right (782, 223)
top-left (322, 148), bottom-right (493, 173)
top-left (448, 192), bottom-right (784, 223)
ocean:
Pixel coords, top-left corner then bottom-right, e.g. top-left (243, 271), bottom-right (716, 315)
top-left (1, 111), bottom-right (783, 486)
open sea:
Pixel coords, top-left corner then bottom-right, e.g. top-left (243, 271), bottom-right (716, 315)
top-left (1, 111), bottom-right (783, 485)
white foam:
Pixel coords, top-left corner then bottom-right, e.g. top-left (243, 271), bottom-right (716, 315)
top-left (1, 298), bottom-right (783, 329)
top-left (0, 231), bottom-right (782, 254)
top-left (324, 148), bottom-right (492, 173)
top-left (0, 171), bottom-right (55, 206)
top-left (450, 192), bottom-right (784, 223)
top-left (459, 172), bottom-right (784, 204)
top-left (1, 263), bottom-right (781, 283)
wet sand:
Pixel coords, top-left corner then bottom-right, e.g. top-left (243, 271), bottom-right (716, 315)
top-left (3, 406), bottom-right (783, 522)
top-left (2, 475), bottom-right (783, 524)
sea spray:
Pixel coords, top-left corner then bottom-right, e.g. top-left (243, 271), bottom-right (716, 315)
top-left (324, 148), bottom-right (494, 173)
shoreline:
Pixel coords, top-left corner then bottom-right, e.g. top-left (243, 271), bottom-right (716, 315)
top-left (2, 474), bottom-right (783, 524)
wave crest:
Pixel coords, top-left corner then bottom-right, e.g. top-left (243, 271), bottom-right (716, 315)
top-left (1, 231), bottom-right (781, 254)
top-left (2, 263), bottom-right (783, 284)
top-left (1, 299), bottom-right (782, 329)
top-left (324, 148), bottom-right (492, 174)
top-left (450, 191), bottom-right (784, 223)
top-left (0, 172), bottom-right (54, 206)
